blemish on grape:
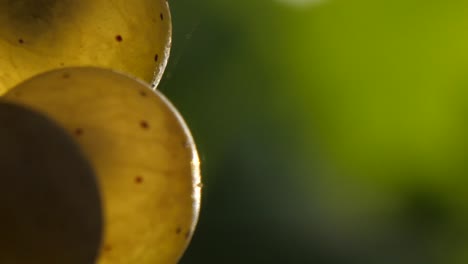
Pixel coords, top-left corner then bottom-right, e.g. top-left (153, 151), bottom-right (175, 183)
top-left (140, 90), bottom-right (147, 97)
top-left (135, 176), bottom-right (143, 184)
top-left (104, 245), bottom-right (112, 252)
top-left (115, 35), bottom-right (123, 42)
top-left (154, 54), bottom-right (159, 62)
top-left (140, 120), bottom-right (150, 129)
top-left (62, 73), bottom-right (70, 79)
top-left (74, 128), bottom-right (84, 136)
top-left (160, 13), bottom-right (164, 21)
top-left (176, 227), bottom-right (182, 234)
top-left (18, 38), bottom-right (24, 44)
top-left (184, 231), bottom-right (191, 240)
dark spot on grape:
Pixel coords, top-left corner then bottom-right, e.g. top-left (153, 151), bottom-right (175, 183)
top-left (154, 54), bottom-right (159, 62)
top-left (184, 231), bottom-right (191, 240)
top-left (176, 227), bottom-right (182, 234)
top-left (160, 13), bottom-right (164, 21)
top-left (18, 38), bottom-right (24, 44)
top-left (135, 176), bottom-right (143, 184)
top-left (151, 84), bottom-right (156, 89)
top-left (115, 35), bottom-right (123, 42)
top-left (140, 121), bottom-right (150, 130)
top-left (140, 91), bottom-right (147, 97)
top-left (62, 73), bottom-right (70, 79)
top-left (59, 62), bottom-right (65, 66)
top-left (74, 128), bottom-right (83, 136)
top-left (104, 245), bottom-right (112, 252)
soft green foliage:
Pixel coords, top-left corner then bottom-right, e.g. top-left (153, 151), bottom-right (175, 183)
top-left (164, 1), bottom-right (468, 263)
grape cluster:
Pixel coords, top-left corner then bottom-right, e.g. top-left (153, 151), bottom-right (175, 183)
top-left (0, 1), bottom-right (201, 263)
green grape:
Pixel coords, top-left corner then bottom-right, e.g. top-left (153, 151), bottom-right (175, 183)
top-left (4, 67), bottom-right (202, 264)
top-left (0, 101), bottom-right (102, 264)
top-left (0, 0), bottom-right (171, 95)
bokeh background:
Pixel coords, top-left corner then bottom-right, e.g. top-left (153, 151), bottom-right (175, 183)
top-left (161, 1), bottom-right (468, 263)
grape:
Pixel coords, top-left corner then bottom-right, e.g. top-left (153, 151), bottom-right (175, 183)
top-left (4, 67), bottom-right (202, 264)
top-left (0, 101), bottom-right (102, 264)
top-left (0, 0), bottom-right (171, 95)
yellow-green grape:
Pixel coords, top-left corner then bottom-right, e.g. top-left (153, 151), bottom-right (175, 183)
top-left (5, 67), bottom-right (202, 264)
top-left (0, 0), bottom-right (171, 95)
top-left (0, 101), bottom-right (102, 264)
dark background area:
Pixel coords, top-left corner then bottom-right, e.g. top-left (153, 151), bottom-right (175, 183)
top-left (161, 1), bottom-right (468, 263)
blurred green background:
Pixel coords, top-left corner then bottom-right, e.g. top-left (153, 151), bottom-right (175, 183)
top-left (161, 0), bottom-right (468, 263)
